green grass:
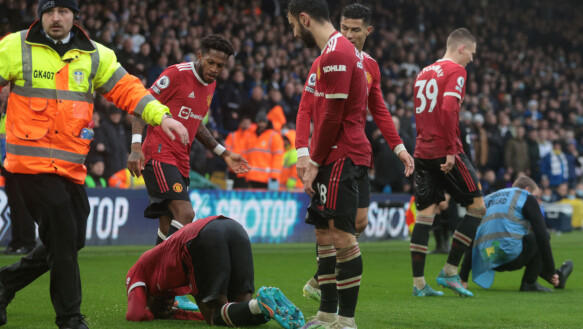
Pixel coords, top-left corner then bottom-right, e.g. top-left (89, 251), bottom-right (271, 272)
top-left (1, 231), bottom-right (582, 329)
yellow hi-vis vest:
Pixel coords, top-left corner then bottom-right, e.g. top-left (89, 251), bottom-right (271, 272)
top-left (0, 21), bottom-right (170, 184)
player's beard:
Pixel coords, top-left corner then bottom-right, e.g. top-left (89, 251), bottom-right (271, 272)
top-left (299, 25), bottom-right (317, 48)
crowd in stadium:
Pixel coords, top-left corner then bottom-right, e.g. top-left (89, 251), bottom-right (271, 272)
top-left (2, 0), bottom-right (583, 198)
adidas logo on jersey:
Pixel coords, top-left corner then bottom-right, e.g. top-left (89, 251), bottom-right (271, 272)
top-left (188, 92), bottom-right (195, 98)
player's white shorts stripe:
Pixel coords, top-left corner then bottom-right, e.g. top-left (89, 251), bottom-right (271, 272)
top-left (128, 282), bottom-right (146, 294)
top-left (325, 93), bottom-right (348, 99)
top-left (443, 92), bottom-right (461, 99)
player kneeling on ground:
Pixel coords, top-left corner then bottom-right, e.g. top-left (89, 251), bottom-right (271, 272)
top-left (459, 175), bottom-right (573, 292)
top-left (126, 215), bottom-right (305, 328)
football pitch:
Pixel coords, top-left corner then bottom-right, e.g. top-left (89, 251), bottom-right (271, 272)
top-left (1, 231), bottom-right (581, 329)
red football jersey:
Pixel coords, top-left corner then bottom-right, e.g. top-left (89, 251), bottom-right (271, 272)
top-left (296, 50), bottom-right (403, 165)
top-left (295, 56), bottom-right (319, 151)
top-left (362, 51), bottom-right (403, 150)
top-left (310, 31), bottom-right (369, 166)
top-left (125, 215), bottom-right (224, 298)
top-left (143, 62), bottom-right (216, 176)
top-left (413, 59), bottom-right (466, 159)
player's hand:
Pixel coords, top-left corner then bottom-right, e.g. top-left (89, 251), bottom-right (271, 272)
top-left (398, 150), bottom-right (415, 177)
top-left (161, 117), bottom-right (189, 145)
top-left (440, 154), bottom-right (455, 174)
top-left (128, 145), bottom-right (145, 178)
top-left (551, 273), bottom-right (560, 287)
top-left (303, 162), bottom-right (319, 197)
top-left (223, 150), bottom-right (251, 174)
top-left (461, 280), bottom-right (468, 289)
top-left (296, 156), bottom-right (310, 183)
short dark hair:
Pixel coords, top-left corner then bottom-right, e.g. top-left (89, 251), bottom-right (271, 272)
top-left (288, 0), bottom-right (331, 23)
top-left (201, 34), bottom-right (235, 58)
top-left (512, 175), bottom-right (538, 191)
top-left (341, 3), bottom-right (371, 26)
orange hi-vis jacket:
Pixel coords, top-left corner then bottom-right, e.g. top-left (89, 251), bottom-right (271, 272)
top-left (0, 22), bottom-right (170, 184)
top-left (244, 126), bottom-right (284, 184)
top-left (225, 123), bottom-right (255, 178)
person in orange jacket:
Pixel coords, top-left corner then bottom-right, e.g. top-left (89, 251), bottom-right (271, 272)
top-left (225, 116), bottom-right (254, 188)
top-left (244, 111), bottom-right (284, 189)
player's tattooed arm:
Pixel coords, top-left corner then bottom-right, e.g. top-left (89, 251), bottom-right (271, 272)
top-left (195, 123), bottom-right (219, 150)
top-left (128, 117), bottom-right (147, 177)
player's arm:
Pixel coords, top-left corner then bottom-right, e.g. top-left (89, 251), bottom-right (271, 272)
top-left (367, 63), bottom-right (414, 176)
top-left (128, 117), bottom-right (147, 177)
top-left (126, 286), bottom-right (154, 321)
top-left (309, 53), bottom-right (353, 165)
top-left (522, 195), bottom-right (557, 284)
top-left (195, 124), bottom-right (250, 174)
top-left (439, 68), bottom-right (466, 172)
top-left (295, 80), bottom-right (314, 181)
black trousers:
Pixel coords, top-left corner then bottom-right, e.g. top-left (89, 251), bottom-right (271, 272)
top-left (0, 174), bottom-right (89, 326)
top-left (1, 168), bottom-right (36, 251)
top-left (494, 232), bottom-right (541, 284)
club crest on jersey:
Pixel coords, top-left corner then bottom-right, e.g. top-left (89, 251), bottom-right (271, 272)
top-left (366, 71), bottom-right (372, 86)
top-left (317, 66), bottom-right (321, 80)
top-left (207, 94), bottom-right (213, 107)
top-left (73, 70), bottom-right (85, 85)
top-left (173, 183), bottom-right (183, 193)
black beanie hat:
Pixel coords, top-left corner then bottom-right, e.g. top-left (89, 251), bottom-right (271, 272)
top-left (38, 0), bottom-right (80, 19)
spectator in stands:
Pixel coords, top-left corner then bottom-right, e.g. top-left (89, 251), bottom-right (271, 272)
top-left (472, 114), bottom-right (488, 170)
top-left (85, 157), bottom-right (107, 189)
top-left (94, 104), bottom-right (129, 180)
top-left (504, 126), bottom-right (530, 174)
top-left (241, 86), bottom-right (269, 124)
top-left (540, 140), bottom-right (570, 188)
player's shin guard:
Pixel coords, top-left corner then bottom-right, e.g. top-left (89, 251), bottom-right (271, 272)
top-left (410, 214), bottom-right (435, 277)
top-left (336, 243), bottom-right (362, 318)
top-left (166, 220), bottom-right (184, 238)
top-left (317, 244), bottom-right (338, 313)
top-left (155, 228), bottom-right (166, 245)
top-left (212, 302), bottom-right (268, 327)
top-left (446, 209), bottom-right (484, 267)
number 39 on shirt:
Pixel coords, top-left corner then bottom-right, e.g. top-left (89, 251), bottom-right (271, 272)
top-left (415, 78), bottom-right (438, 114)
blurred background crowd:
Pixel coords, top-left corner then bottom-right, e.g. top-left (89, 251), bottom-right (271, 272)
top-left (2, 0), bottom-right (583, 201)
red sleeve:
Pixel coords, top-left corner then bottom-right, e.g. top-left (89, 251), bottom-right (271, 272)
top-left (367, 62), bottom-right (403, 150)
top-left (440, 93), bottom-right (461, 155)
top-left (310, 52), bottom-right (354, 164)
top-left (311, 98), bottom-right (346, 164)
top-left (148, 66), bottom-right (178, 104)
top-left (295, 90), bottom-right (313, 150)
top-left (172, 310), bottom-right (205, 321)
top-left (126, 286), bottom-right (154, 322)
top-left (440, 67), bottom-right (466, 154)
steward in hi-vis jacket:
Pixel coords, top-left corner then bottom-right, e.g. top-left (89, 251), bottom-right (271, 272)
top-left (0, 1), bottom-right (188, 328)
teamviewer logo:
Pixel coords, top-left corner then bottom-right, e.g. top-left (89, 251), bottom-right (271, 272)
top-left (178, 106), bottom-right (192, 119)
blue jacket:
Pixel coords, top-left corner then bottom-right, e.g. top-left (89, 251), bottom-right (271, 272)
top-left (472, 187), bottom-right (531, 288)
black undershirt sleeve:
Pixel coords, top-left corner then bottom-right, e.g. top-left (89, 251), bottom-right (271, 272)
top-left (522, 195), bottom-right (555, 281)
